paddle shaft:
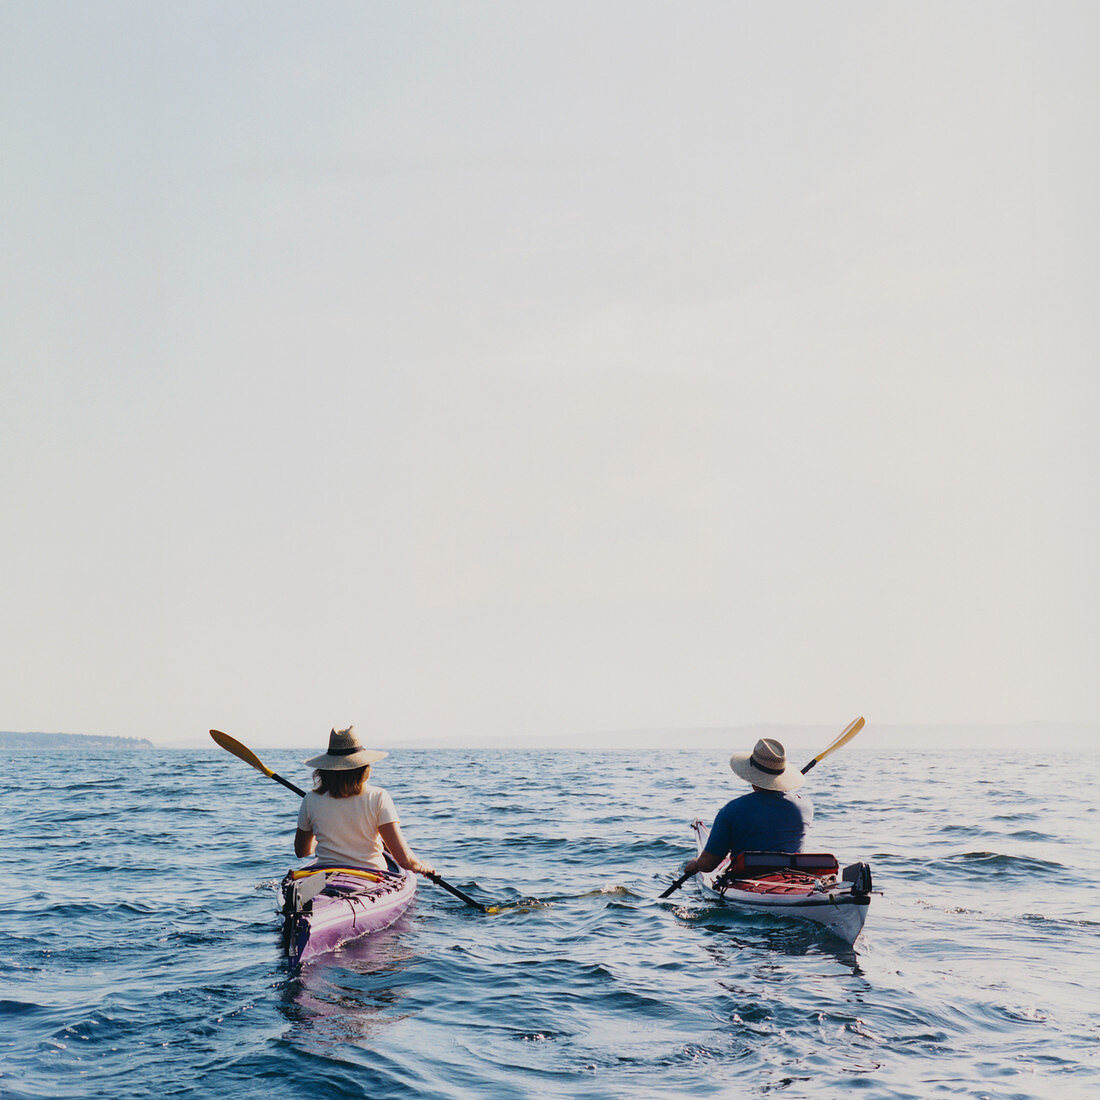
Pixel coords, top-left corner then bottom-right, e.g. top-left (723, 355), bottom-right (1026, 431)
top-left (272, 772), bottom-right (308, 797)
top-left (208, 729), bottom-right (485, 911)
top-left (659, 870), bottom-right (693, 899)
top-left (660, 716), bottom-right (866, 898)
top-left (209, 729), bottom-right (306, 796)
top-left (425, 871), bottom-right (488, 912)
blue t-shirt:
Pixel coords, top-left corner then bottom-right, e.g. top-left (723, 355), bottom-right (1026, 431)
top-left (703, 790), bottom-right (814, 859)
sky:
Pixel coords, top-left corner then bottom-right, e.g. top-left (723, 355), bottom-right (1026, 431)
top-left (2, 3), bottom-right (1097, 748)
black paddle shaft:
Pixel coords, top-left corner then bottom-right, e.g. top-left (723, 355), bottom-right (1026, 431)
top-left (426, 871), bottom-right (489, 912)
top-left (274, 773), bottom-right (308, 798)
top-left (660, 869), bottom-right (693, 899)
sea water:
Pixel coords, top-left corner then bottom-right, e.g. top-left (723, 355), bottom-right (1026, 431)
top-left (1, 743), bottom-right (1097, 1098)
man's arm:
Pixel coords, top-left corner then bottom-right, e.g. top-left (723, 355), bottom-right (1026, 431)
top-left (683, 801), bottom-right (738, 877)
top-left (681, 850), bottom-right (722, 877)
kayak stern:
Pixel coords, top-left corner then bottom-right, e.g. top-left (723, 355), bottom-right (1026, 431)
top-left (689, 819), bottom-right (872, 946)
top-left (279, 860), bottom-right (416, 967)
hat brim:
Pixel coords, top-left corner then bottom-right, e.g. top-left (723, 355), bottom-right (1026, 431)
top-left (729, 752), bottom-right (804, 792)
top-left (303, 749), bottom-right (388, 770)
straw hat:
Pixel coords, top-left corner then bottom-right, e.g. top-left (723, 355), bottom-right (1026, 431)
top-left (729, 738), bottom-right (804, 792)
top-left (303, 726), bottom-right (388, 771)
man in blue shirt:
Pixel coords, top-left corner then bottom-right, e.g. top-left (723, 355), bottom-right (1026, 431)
top-left (681, 737), bottom-right (813, 877)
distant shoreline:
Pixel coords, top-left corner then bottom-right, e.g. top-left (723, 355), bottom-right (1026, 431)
top-left (5, 723), bottom-right (1094, 754)
top-left (0, 732), bottom-right (155, 750)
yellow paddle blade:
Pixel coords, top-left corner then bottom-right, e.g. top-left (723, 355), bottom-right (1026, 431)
top-left (816, 716), bottom-right (864, 761)
top-left (801, 717), bottom-right (865, 775)
top-left (209, 729), bottom-right (275, 778)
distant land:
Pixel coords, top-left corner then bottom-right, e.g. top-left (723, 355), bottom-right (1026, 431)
top-left (0, 731), bottom-right (155, 750)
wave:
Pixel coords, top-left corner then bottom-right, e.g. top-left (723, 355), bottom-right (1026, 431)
top-left (934, 851), bottom-right (1068, 874)
top-left (0, 998), bottom-right (46, 1018)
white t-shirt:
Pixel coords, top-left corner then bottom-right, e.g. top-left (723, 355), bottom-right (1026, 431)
top-left (296, 785), bottom-right (399, 870)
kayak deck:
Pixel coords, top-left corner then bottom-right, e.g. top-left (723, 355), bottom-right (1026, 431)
top-left (278, 857), bottom-right (416, 967)
top-left (690, 819), bottom-right (872, 945)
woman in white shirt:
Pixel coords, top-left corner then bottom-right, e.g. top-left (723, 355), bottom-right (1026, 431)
top-left (294, 726), bottom-right (434, 875)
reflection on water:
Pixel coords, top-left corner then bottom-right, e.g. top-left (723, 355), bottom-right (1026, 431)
top-left (280, 914), bottom-right (419, 1050)
top-left (696, 916), bottom-right (864, 972)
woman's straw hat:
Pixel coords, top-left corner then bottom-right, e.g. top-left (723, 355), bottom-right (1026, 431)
top-left (729, 738), bottom-right (804, 792)
top-left (303, 726), bottom-right (388, 771)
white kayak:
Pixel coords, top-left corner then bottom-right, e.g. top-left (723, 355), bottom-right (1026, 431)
top-left (690, 819), bottom-right (872, 946)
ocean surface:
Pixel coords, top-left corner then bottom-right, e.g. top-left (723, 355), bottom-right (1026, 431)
top-left (2, 740), bottom-right (1097, 1098)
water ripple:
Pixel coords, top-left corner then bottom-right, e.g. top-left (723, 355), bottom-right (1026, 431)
top-left (0, 746), bottom-right (1097, 1098)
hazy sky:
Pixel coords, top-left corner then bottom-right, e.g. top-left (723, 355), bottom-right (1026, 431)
top-left (2, 3), bottom-right (1097, 746)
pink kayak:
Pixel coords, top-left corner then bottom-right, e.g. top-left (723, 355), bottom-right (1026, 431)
top-left (278, 858), bottom-right (416, 966)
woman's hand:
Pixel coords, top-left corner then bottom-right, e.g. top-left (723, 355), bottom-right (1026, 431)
top-left (379, 820), bottom-right (433, 876)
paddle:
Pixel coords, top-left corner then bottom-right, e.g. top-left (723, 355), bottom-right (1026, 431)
top-left (210, 729), bottom-right (306, 796)
top-left (800, 716), bottom-right (865, 775)
top-left (659, 716), bottom-right (866, 899)
top-left (209, 729), bottom-right (488, 912)
top-left (423, 871), bottom-right (489, 913)
top-left (659, 868), bottom-right (696, 899)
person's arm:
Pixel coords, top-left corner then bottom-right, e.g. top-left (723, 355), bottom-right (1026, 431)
top-left (295, 794), bottom-right (316, 859)
top-left (295, 828), bottom-right (315, 859)
top-left (378, 820), bottom-right (434, 875)
top-left (682, 803), bottom-right (737, 877)
top-left (681, 850), bottom-right (723, 877)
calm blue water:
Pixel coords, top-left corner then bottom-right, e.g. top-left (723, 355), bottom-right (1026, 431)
top-left (2, 743), bottom-right (1097, 1098)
